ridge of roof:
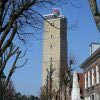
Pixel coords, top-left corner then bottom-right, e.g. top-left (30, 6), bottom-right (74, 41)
top-left (80, 47), bottom-right (100, 68)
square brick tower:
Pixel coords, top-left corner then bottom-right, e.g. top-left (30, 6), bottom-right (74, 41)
top-left (42, 11), bottom-right (67, 99)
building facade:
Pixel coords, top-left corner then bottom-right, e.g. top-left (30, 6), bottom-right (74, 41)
top-left (80, 44), bottom-right (100, 100)
top-left (42, 11), bottom-right (67, 99)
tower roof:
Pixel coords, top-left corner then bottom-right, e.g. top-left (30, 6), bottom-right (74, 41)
top-left (44, 9), bottom-right (64, 20)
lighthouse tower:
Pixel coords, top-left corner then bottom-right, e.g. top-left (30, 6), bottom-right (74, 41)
top-left (42, 10), bottom-right (67, 99)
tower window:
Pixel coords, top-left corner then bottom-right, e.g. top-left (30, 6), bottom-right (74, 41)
top-left (51, 22), bottom-right (54, 26)
top-left (50, 45), bottom-right (52, 49)
top-left (50, 57), bottom-right (52, 61)
top-left (51, 35), bottom-right (53, 38)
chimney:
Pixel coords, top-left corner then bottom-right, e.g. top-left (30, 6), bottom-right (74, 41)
top-left (89, 43), bottom-right (100, 55)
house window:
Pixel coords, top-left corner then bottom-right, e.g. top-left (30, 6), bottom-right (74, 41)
top-left (96, 64), bottom-right (100, 84)
top-left (91, 93), bottom-right (96, 100)
top-left (92, 68), bottom-right (95, 86)
top-left (85, 72), bottom-right (87, 89)
top-left (91, 94), bottom-right (94, 100)
top-left (87, 96), bottom-right (91, 100)
top-left (96, 93), bottom-right (100, 100)
top-left (88, 70), bottom-right (91, 87)
top-left (56, 95), bottom-right (58, 100)
top-left (85, 97), bottom-right (88, 100)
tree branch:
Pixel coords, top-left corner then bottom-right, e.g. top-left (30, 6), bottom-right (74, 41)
top-left (4, 51), bottom-right (21, 90)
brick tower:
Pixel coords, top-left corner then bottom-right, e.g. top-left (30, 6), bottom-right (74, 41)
top-left (42, 11), bottom-right (67, 99)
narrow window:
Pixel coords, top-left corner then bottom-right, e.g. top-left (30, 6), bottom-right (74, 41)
top-left (50, 57), bottom-right (52, 61)
top-left (91, 95), bottom-right (94, 100)
top-left (96, 64), bottom-right (99, 84)
top-left (88, 70), bottom-right (91, 87)
top-left (88, 96), bottom-right (91, 100)
top-left (96, 93), bottom-right (100, 100)
top-left (85, 72), bottom-right (87, 89)
top-left (92, 68), bottom-right (95, 86)
top-left (51, 22), bottom-right (54, 26)
top-left (51, 35), bottom-right (53, 38)
top-left (50, 45), bottom-right (52, 49)
top-left (85, 97), bottom-right (88, 100)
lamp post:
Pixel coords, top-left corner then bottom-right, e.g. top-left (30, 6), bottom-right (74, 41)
top-left (0, 72), bottom-right (6, 100)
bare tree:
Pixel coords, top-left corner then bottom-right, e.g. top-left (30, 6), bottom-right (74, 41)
top-left (0, 0), bottom-right (78, 89)
top-left (0, 1), bottom-right (82, 100)
top-left (61, 54), bottom-right (75, 100)
top-left (89, 0), bottom-right (100, 32)
top-left (40, 63), bottom-right (55, 100)
top-left (0, 43), bottom-right (27, 93)
top-left (5, 80), bottom-right (16, 100)
top-left (0, 0), bottom-right (64, 93)
top-left (46, 63), bottom-right (55, 100)
top-left (40, 86), bottom-right (47, 100)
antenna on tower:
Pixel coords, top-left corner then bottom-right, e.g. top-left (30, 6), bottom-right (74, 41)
top-left (44, 8), bottom-right (64, 19)
top-left (52, 8), bottom-right (62, 16)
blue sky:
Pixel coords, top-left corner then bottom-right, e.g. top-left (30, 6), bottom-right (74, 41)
top-left (6, 0), bottom-right (100, 96)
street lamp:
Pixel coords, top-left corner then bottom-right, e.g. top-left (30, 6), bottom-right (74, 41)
top-left (0, 72), bottom-right (6, 100)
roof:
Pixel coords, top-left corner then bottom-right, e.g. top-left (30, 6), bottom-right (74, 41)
top-left (89, 42), bottom-right (100, 46)
top-left (80, 47), bottom-right (100, 68)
